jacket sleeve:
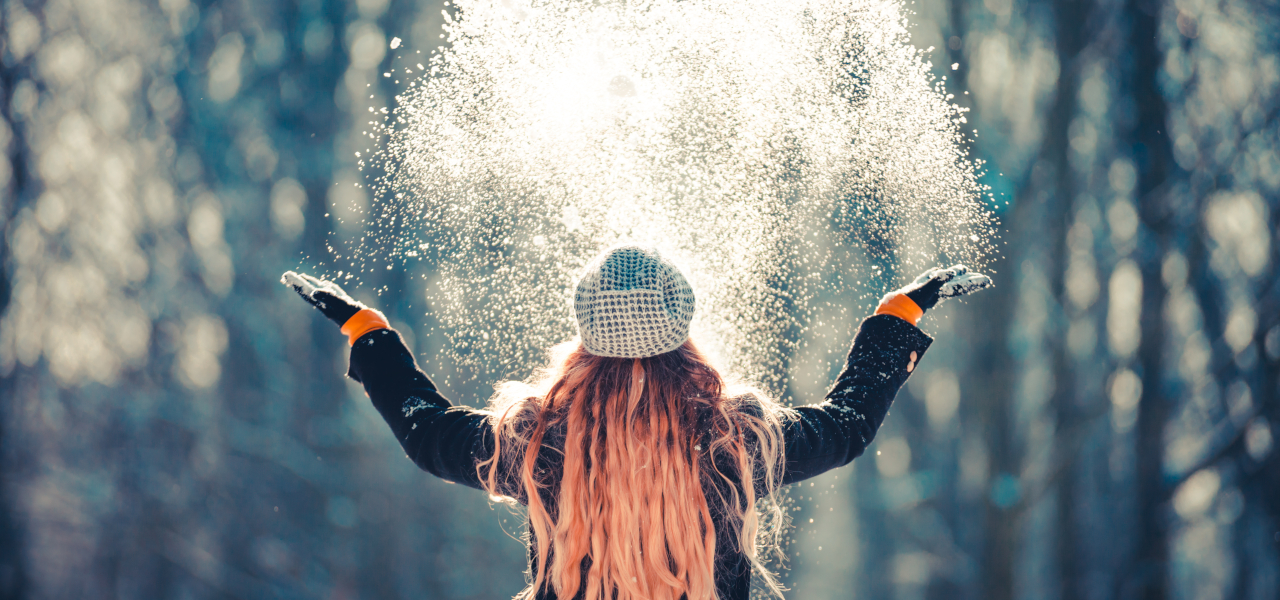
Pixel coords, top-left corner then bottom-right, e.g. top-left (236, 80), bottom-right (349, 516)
top-left (779, 314), bottom-right (932, 485)
top-left (346, 328), bottom-right (493, 491)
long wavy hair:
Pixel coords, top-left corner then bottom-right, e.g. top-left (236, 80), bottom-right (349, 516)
top-left (478, 339), bottom-right (789, 600)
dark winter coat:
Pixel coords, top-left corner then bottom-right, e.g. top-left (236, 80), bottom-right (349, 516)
top-left (347, 314), bottom-right (932, 600)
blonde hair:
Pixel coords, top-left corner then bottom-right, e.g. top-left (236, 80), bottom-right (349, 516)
top-left (478, 339), bottom-right (788, 600)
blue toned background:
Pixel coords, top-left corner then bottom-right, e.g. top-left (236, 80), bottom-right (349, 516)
top-left (1, 0), bottom-right (1278, 598)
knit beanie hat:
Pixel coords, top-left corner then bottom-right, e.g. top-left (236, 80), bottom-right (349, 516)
top-left (573, 245), bottom-right (696, 358)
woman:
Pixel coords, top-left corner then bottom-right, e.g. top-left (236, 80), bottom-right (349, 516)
top-left (282, 245), bottom-right (990, 600)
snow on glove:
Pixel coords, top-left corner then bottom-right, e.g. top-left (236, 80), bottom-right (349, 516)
top-left (282, 271), bottom-right (389, 345)
top-left (876, 264), bottom-right (992, 325)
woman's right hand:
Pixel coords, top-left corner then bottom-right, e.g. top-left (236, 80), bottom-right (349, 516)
top-left (896, 264), bottom-right (992, 311)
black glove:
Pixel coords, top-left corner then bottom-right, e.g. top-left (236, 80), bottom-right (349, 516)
top-left (281, 271), bottom-right (366, 326)
top-left (895, 264), bottom-right (992, 311)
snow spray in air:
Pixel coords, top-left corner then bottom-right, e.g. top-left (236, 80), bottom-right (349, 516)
top-left (353, 0), bottom-right (996, 391)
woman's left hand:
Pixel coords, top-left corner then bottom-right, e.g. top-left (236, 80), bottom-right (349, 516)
top-left (281, 271), bottom-right (367, 328)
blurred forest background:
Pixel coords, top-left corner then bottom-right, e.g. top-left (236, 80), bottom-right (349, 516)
top-left (1, 0), bottom-right (1278, 597)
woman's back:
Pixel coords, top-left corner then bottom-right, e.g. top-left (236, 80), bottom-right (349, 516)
top-left (479, 340), bottom-right (786, 600)
top-left (503, 414), bottom-right (760, 600)
top-left (285, 248), bottom-right (987, 600)
top-left (344, 311), bottom-right (932, 600)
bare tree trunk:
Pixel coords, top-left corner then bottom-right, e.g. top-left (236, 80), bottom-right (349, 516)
top-left (966, 250), bottom-right (1018, 600)
top-left (1042, 0), bottom-right (1096, 595)
top-left (1124, 0), bottom-right (1176, 595)
top-left (940, 1), bottom-right (1021, 598)
top-left (1245, 172), bottom-right (1280, 595)
top-left (0, 48), bottom-right (30, 600)
top-left (935, 5), bottom-right (1017, 600)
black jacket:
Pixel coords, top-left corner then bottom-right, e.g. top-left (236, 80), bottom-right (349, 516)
top-left (348, 314), bottom-right (932, 599)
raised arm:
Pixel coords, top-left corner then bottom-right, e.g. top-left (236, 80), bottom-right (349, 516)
top-left (780, 265), bottom-right (991, 485)
top-left (281, 272), bottom-right (493, 490)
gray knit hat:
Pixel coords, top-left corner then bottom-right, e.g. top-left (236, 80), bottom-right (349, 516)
top-left (573, 245), bottom-right (696, 358)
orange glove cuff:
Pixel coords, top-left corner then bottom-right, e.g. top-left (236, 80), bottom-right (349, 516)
top-left (340, 308), bottom-right (390, 346)
top-left (874, 293), bottom-right (924, 326)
